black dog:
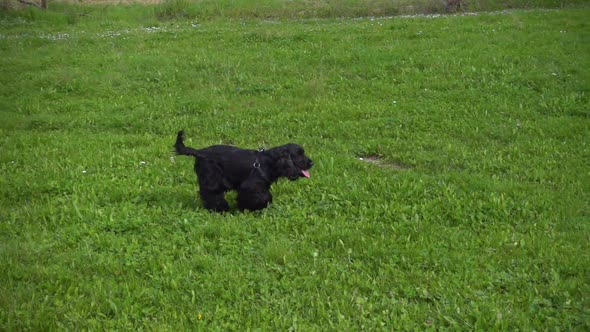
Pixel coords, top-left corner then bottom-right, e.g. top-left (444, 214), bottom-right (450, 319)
top-left (174, 130), bottom-right (313, 212)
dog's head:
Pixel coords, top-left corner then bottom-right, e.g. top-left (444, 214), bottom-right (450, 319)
top-left (269, 144), bottom-right (314, 181)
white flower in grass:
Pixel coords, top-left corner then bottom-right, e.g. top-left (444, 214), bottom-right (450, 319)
top-left (82, 170), bottom-right (87, 174)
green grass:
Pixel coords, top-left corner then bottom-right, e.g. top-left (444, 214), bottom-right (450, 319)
top-left (2, 0), bottom-right (588, 25)
top-left (1, 3), bottom-right (589, 330)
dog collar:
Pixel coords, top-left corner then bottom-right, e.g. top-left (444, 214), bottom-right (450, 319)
top-left (253, 148), bottom-right (264, 168)
top-left (252, 148), bottom-right (271, 182)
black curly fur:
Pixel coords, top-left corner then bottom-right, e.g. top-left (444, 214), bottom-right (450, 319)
top-left (174, 130), bottom-right (313, 212)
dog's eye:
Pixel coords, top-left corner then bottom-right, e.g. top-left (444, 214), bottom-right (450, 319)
top-left (297, 148), bottom-right (304, 155)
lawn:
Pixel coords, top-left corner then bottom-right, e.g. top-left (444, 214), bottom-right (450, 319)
top-left (1, 2), bottom-right (589, 330)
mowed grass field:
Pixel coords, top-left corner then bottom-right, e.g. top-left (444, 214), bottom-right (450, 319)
top-left (1, 2), bottom-right (589, 330)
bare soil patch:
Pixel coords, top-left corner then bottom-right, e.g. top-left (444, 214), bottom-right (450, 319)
top-left (358, 154), bottom-right (412, 170)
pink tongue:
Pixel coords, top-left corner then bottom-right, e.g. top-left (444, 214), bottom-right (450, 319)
top-left (301, 170), bottom-right (311, 178)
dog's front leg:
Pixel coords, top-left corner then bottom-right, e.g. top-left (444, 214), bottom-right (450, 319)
top-left (237, 180), bottom-right (272, 211)
top-left (200, 190), bottom-right (230, 212)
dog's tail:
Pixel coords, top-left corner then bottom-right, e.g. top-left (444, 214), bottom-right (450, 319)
top-left (174, 130), bottom-right (200, 157)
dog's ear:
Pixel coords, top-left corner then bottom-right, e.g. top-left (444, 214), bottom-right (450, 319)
top-left (269, 147), bottom-right (291, 161)
top-left (271, 148), bottom-right (293, 171)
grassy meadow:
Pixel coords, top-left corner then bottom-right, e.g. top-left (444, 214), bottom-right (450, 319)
top-left (1, 1), bottom-right (589, 330)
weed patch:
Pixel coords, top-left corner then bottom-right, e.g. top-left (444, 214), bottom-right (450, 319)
top-left (155, 0), bottom-right (196, 20)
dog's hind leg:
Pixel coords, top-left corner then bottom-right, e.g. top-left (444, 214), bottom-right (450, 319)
top-left (196, 159), bottom-right (230, 212)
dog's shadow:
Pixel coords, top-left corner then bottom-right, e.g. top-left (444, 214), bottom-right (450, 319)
top-left (140, 187), bottom-right (256, 214)
top-left (134, 187), bottom-right (199, 210)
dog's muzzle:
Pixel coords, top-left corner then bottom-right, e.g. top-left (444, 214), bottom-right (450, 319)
top-left (299, 160), bottom-right (313, 178)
